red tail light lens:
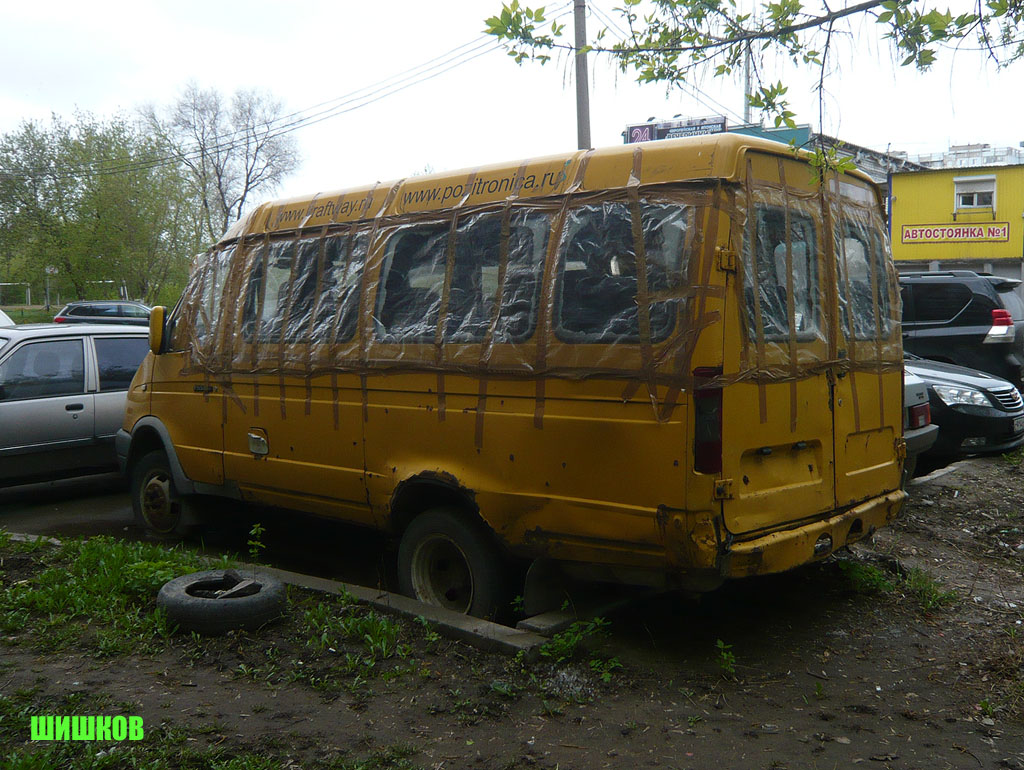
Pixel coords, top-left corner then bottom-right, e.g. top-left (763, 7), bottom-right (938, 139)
top-left (992, 308), bottom-right (1013, 326)
top-left (693, 367), bottom-right (723, 474)
top-left (53, 316), bottom-right (67, 323)
top-left (908, 403), bottom-right (931, 429)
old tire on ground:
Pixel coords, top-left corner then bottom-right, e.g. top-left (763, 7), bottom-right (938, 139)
top-left (131, 450), bottom-right (197, 539)
top-left (157, 569), bottom-right (286, 636)
top-left (397, 507), bottom-right (508, 619)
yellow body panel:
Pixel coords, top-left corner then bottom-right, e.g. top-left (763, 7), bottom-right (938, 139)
top-left (124, 133), bottom-right (905, 591)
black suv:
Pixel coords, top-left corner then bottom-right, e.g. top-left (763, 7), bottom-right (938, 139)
top-left (53, 301), bottom-right (151, 326)
top-left (900, 271), bottom-right (1024, 387)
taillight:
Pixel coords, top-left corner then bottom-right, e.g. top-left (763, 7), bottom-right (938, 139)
top-left (992, 308), bottom-right (1013, 326)
top-left (53, 317), bottom-right (66, 323)
top-left (693, 366), bottom-right (723, 474)
top-left (908, 402), bottom-right (931, 429)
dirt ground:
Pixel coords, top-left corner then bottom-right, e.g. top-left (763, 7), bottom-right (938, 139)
top-left (4, 456), bottom-right (1024, 769)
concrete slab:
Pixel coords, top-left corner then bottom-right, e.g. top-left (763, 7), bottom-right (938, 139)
top-left (1, 531), bottom-right (548, 659)
top-left (252, 564), bottom-right (548, 659)
top-left (516, 593), bottom-right (647, 636)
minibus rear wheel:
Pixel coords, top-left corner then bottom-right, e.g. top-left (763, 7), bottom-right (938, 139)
top-left (131, 450), bottom-right (196, 539)
top-left (397, 507), bottom-right (507, 620)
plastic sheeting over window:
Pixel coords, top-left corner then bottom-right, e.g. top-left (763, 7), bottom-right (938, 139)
top-left (743, 205), bottom-right (820, 342)
top-left (169, 163), bottom-right (900, 414)
top-left (555, 202), bottom-right (689, 343)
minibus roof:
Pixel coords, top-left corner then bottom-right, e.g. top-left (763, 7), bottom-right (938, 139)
top-left (224, 133), bottom-right (879, 241)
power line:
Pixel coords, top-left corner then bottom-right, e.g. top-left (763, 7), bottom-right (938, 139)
top-left (27, 1), bottom-right (576, 182)
top-left (0, 5), bottom-right (576, 184)
top-left (1, 38), bottom-right (504, 182)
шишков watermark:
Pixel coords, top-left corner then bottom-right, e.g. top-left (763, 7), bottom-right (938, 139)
top-left (30, 715), bottom-right (144, 741)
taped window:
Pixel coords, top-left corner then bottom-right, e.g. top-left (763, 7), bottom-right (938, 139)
top-left (194, 246), bottom-right (234, 346)
top-left (444, 209), bottom-right (550, 343)
top-left (312, 232), bottom-right (366, 344)
top-left (554, 201), bottom-right (687, 343)
top-left (376, 224), bottom-right (449, 343)
top-left (836, 218), bottom-right (893, 340)
top-left (744, 206), bottom-right (820, 340)
top-left (281, 236), bottom-right (321, 343)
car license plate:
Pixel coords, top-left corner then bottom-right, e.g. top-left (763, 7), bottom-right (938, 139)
top-left (1015, 416), bottom-right (1024, 434)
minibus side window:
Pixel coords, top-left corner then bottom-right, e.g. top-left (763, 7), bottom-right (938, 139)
top-left (194, 246), bottom-right (234, 346)
top-left (376, 224), bottom-right (449, 343)
top-left (281, 236), bottom-right (322, 343)
top-left (313, 232), bottom-right (366, 343)
top-left (836, 219), bottom-right (893, 340)
top-left (445, 210), bottom-right (549, 343)
top-left (257, 240), bottom-right (297, 343)
top-left (745, 206), bottom-right (820, 340)
top-left (555, 202), bottom-right (686, 343)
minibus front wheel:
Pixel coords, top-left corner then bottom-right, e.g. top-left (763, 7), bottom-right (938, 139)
top-left (131, 450), bottom-right (198, 539)
top-left (397, 507), bottom-right (508, 620)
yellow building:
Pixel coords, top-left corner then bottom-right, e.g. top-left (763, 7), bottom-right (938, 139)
top-left (890, 164), bottom-right (1024, 281)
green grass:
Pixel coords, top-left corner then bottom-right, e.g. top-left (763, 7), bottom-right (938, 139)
top-left (837, 561), bottom-right (896, 595)
top-left (0, 306), bottom-right (57, 324)
top-left (0, 533), bottom-right (224, 655)
top-left (904, 567), bottom-right (958, 611)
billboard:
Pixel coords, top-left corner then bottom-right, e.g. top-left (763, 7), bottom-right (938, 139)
top-left (625, 116), bottom-right (727, 143)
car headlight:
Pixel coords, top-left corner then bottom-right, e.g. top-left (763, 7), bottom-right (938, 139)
top-left (932, 384), bottom-right (991, 407)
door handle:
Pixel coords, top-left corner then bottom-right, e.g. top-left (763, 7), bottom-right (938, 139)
top-left (65, 403), bottom-right (84, 412)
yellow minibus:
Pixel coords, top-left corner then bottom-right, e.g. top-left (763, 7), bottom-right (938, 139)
top-left (118, 133), bottom-right (905, 618)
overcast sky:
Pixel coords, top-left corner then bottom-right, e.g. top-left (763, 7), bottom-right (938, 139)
top-left (2, 0), bottom-right (1021, 204)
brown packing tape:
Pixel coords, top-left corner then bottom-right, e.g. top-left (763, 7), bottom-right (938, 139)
top-left (436, 372), bottom-right (447, 423)
top-left (359, 180), bottom-right (405, 423)
top-left (301, 227), bottom-right (330, 413)
top-left (474, 378), bottom-right (487, 450)
top-left (434, 170), bottom-right (478, 422)
top-left (741, 159), bottom-right (770, 424)
top-left (175, 166), bottom-right (902, 417)
top-left (626, 144), bottom-right (660, 419)
top-left (532, 150), bottom-right (593, 428)
top-left (776, 159), bottom-right (800, 435)
top-left (831, 193), bottom-right (862, 432)
top-left (331, 373), bottom-right (340, 431)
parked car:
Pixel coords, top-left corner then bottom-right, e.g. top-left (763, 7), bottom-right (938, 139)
top-left (53, 300), bottom-right (151, 326)
top-left (0, 309), bottom-right (13, 327)
top-left (904, 353), bottom-right (1024, 464)
top-left (0, 324), bottom-right (149, 486)
top-left (900, 270), bottom-right (1024, 386)
top-left (903, 367), bottom-right (939, 485)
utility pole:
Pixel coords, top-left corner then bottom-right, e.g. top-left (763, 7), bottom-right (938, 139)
top-left (574, 0), bottom-right (592, 150)
top-left (742, 43), bottom-right (752, 124)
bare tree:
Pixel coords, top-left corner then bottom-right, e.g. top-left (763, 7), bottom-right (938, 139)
top-left (142, 83), bottom-right (300, 244)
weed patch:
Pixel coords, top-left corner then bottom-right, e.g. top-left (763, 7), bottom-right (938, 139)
top-left (0, 534), bottom-right (221, 655)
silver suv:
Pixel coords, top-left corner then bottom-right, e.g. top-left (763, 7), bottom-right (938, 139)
top-left (0, 324), bottom-right (149, 486)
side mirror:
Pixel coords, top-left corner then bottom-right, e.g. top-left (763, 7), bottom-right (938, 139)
top-left (149, 306), bottom-right (167, 355)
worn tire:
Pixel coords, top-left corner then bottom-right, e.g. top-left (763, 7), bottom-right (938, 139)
top-left (131, 450), bottom-right (197, 539)
top-left (397, 507), bottom-right (508, 619)
top-left (157, 569), bottom-right (286, 636)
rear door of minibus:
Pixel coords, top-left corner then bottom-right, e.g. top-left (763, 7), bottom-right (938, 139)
top-left (718, 169), bottom-right (837, 538)
top-left (718, 160), bottom-right (900, 540)
top-left (830, 179), bottom-right (902, 506)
